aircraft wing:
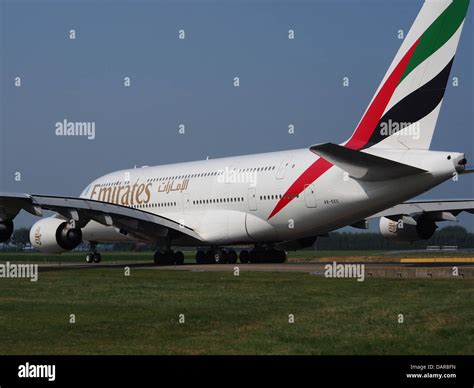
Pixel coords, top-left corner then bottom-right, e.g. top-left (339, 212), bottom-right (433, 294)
top-left (0, 192), bottom-right (203, 243)
top-left (368, 199), bottom-right (474, 221)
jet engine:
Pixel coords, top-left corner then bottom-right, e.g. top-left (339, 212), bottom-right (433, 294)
top-left (30, 217), bottom-right (82, 253)
top-left (0, 220), bottom-right (14, 242)
top-left (379, 215), bottom-right (437, 243)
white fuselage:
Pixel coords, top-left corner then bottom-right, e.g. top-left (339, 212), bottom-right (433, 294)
top-left (79, 147), bottom-right (462, 247)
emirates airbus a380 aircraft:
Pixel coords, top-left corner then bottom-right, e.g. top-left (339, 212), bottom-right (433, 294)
top-left (1, 0), bottom-right (473, 265)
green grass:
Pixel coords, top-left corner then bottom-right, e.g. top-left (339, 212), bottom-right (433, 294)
top-left (0, 267), bottom-right (472, 355)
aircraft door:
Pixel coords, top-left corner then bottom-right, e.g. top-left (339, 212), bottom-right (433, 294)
top-left (248, 188), bottom-right (257, 211)
top-left (182, 193), bottom-right (191, 212)
top-left (276, 159), bottom-right (290, 179)
top-left (304, 184), bottom-right (317, 208)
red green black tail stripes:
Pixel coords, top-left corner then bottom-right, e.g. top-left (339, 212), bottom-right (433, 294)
top-left (364, 57), bottom-right (455, 148)
top-left (400, 0), bottom-right (469, 83)
top-left (348, 0), bottom-right (469, 150)
top-left (343, 37), bottom-right (421, 151)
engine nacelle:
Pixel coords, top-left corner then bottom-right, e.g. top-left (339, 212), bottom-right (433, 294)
top-left (30, 218), bottom-right (82, 253)
top-left (0, 220), bottom-right (14, 242)
top-left (379, 216), bottom-right (436, 243)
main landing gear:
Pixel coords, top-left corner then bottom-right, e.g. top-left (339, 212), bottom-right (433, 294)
top-left (193, 248), bottom-right (285, 264)
top-left (153, 250), bottom-right (185, 266)
top-left (239, 248), bottom-right (286, 264)
top-left (85, 242), bottom-right (101, 263)
top-left (195, 249), bottom-right (238, 264)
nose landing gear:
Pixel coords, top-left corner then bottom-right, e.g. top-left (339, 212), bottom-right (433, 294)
top-left (85, 242), bottom-right (101, 263)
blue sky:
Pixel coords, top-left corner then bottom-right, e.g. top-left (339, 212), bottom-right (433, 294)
top-left (1, 0), bottom-right (473, 230)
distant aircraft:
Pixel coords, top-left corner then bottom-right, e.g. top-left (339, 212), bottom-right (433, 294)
top-left (1, 0), bottom-right (472, 265)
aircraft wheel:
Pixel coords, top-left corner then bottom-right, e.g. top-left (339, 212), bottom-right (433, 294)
top-left (276, 250), bottom-right (287, 263)
top-left (93, 252), bottom-right (102, 263)
top-left (174, 251), bottom-right (185, 265)
top-left (211, 250), bottom-right (225, 264)
top-left (154, 251), bottom-right (163, 265)
top-left (266, 249), bottom-right (280, 263)
top-left (85, 253), bottom-right (94, 263)
top-left (155, 251), bottom-right (175, 265)
top-left (249, 250), bottom-right (256, 263)
top-left (196, 250), bottom-right (206, 264)
top-left (239, 250), bottom-right (250, 264)
top-left (227, 250), bottom-right (238, 264)
top-left (249, 249), bottom-right (264, 263)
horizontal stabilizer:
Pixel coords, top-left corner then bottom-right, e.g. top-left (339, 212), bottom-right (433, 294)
top-left (460, 166), bottom-right (474, 175)
top-left (309, 143), bottom-right (428, 182)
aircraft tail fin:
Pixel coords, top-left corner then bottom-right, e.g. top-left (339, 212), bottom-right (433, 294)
top-left (344, 0), bottom-right (470, 151)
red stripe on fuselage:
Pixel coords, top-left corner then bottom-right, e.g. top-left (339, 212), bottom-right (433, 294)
top-left (267, 37), bottom-right (421, 220)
